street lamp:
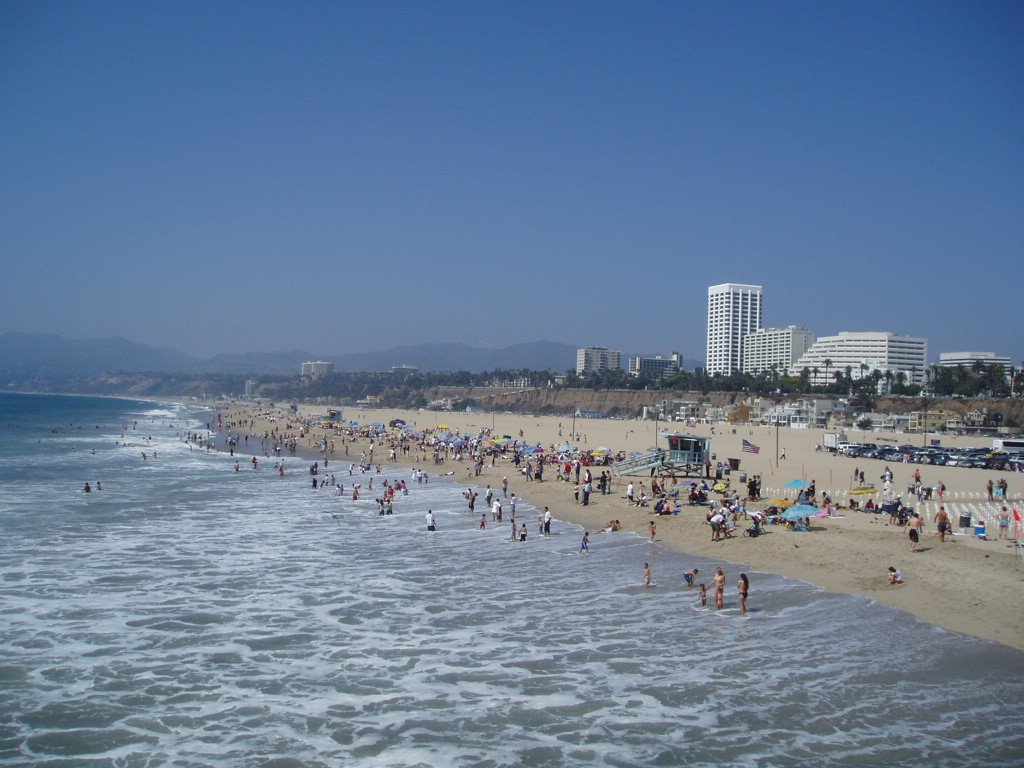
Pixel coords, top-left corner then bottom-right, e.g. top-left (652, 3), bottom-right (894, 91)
top-left (775, 416), bottom-right (780, 464)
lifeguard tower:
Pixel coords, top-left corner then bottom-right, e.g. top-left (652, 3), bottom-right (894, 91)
top-left (612, 432), bottom-right (711, 477)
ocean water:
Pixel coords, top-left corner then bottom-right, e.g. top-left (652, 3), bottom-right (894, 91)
top-left (0, 392), bottom-right (1021, 767)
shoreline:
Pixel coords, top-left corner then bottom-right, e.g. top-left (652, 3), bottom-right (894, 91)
top-left (204, 400), bottom-right (1024, 651)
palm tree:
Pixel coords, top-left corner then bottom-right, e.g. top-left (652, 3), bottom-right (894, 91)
top-left (823, 358), bottom-right (833, 391)
top-left (812, 367), bottom-right (820, 389)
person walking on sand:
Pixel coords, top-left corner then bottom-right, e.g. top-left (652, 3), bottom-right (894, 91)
top-left (935, 506), bottom-right (951, 542)
top-left (643, 562), bottom-right (652, 588)
top-left (998, 506), bottom-right (1010, 539)
top-left (737, 573), bottom-right (749, 614)
top-left (713, 567), bottom-right (726, 609)
top-left (907, 513), bottom-right (923, 552)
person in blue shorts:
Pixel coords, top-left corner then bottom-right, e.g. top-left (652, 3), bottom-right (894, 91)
top-left (580, 531), bottom-right (590, 553)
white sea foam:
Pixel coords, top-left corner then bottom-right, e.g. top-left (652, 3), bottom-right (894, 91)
top-left (0, 394), bottom-right (1021, 766)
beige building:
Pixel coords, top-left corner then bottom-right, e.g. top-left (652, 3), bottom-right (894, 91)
top-left (907, 410), bottom-right (955, 433)
top-left (301, 360), bottom-right (334, 378)
top-left (576, 346), bottom-right (622, 375)
top-left (742, 325), bottom-right (815, 376)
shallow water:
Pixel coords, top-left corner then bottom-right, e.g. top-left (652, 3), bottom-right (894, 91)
top-left (0, 393), bottom-right (1021, 766)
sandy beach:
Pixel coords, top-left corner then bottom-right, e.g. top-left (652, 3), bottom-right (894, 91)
top-left (211, 402), bottom-right (1024, 651)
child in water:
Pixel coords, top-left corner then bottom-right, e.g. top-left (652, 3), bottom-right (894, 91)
top-left (698, 583), bottom-right (708, 607)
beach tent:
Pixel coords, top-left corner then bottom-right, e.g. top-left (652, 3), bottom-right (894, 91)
top-left (784, 479), bottom-right (810, 489)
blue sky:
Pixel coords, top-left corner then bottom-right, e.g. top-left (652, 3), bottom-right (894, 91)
top-left (2, 1), bottom-right (1021, 363)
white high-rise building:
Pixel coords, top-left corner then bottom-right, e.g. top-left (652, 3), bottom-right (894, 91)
top-left (576, 347), bottom-right (622, 375)
top-left (790, 332), bottom-right (927, 386)
top-left (706, 283), bottom-right (763, 376)
top-left (742, 326), bottom-right (815, 376)
top-left (301, 360), bottom-right (334, 378)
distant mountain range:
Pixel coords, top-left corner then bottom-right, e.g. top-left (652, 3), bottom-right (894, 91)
top-left (0, 333), bottom-right (585, 377)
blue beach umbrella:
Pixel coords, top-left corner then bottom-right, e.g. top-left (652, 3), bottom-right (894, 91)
top-left (781, 504), bottom-right (819, 520)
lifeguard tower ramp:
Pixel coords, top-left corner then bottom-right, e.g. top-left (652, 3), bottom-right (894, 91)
top-left (612, 433), bottom-right (710, 477)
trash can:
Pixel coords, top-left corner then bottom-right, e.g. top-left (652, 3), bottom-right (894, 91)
top-left (958, 512), bottom-right (972, 529)
top-left (715, 468), bottom-right (723, 480)
top-left (739, 472), bottom-right (748, 484)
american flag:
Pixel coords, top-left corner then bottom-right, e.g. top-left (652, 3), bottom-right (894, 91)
top-left (742, 439), bottom-right (760, 454)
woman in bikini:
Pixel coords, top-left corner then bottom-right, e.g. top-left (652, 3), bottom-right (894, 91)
top-left (737, 573), bottom-right (749, 614)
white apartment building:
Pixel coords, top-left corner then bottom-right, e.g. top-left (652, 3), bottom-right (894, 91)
top-left (576, 347), bottom-right (622, 375)
top-left (706, 283), bottom-right (763, 376)
top-left (629, 352), bottom-right (681, 379)
top-left (938, 352), bottom-right (1012, 369)
top-left (300, 360), bottom-right (334, 378)
top-left (790, 332), bottom-right (927, 386)
top-left (742, 326), bottom-right (815, 376)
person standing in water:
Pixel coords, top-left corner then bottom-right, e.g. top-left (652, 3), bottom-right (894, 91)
top-left (714, 567), bottom-right (726, 609)
top-left (580, 531), bottom-right (590, 553)
top-left (737, 573), bottom-right (749, 614)
top-left (643, 562), bottom-right (652, 588)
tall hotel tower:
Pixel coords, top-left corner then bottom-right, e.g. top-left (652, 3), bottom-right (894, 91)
top-left (706, 283), bottom-right (763, 376)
